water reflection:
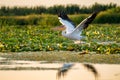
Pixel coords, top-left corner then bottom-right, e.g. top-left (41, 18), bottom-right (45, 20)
top-left (83, 63), bottom-right (99, 79)
top-left (57, 63), bottom-right (99, 80)
top-left (0, 57), bottom-right (120, 80)
top-left (57, 63), bottom-right (74, 79)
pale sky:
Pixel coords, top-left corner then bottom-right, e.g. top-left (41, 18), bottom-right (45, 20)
top-left (0, 0), bottom-right (120, 7)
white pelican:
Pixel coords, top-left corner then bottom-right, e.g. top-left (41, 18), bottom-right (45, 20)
top-left (58, 11), bottom-right (99, 43)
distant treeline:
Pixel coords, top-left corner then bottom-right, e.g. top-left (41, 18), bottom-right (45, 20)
top-left (0, 7), bottom-right (120, 26)
top-left (0, 3), bottom-right (117, 16)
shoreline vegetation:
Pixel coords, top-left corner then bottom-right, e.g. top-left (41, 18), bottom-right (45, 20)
top-left (0, 7), bottom-right (120, 26)
top-left (0, 51), bottom-right (120, 64)
top-left (0, 24), bottom-right (120, 53)
top-left (0, 3), bottom-right (117, 15)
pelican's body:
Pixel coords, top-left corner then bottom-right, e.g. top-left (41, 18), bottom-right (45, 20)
top-left (58, 11), bottom-right (99, 41)
top-left (61, 30), bottom-right (83, 40)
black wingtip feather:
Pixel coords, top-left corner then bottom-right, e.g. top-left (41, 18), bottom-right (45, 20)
top-left (58, 11), bottom-right (76, 26)
top-left (83, 11), bottom-right (100, 29)
top-left (58, 11), bottom-right (71, 21)
top-left (86, 12), bottom-right (97, 23)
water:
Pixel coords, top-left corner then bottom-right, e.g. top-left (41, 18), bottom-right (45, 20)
top-left (0, 57), bottom-right (120, 80)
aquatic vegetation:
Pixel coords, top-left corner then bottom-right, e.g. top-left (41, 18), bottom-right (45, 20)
top-left (0, 24), bottom-right (119, 54)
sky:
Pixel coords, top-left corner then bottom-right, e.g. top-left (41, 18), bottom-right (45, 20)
top-left (0, 0), bottom-right (120, 7)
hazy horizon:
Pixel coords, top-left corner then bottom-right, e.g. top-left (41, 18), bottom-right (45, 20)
top-left (0, 0), bottom-right (120, 7)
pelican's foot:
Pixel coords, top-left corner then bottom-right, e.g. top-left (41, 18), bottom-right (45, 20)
top-left (74, 41), bottom-right (86, 44)
top-left (74, 41), bottom-right (81, 44)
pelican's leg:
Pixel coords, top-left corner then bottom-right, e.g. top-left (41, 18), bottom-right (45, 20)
top-left (74, 40), bottom-right (86, 44)
top-left (74, 40), bottom-right (81, 44)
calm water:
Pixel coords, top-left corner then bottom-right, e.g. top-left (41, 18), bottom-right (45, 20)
top-left (0, 57), bottom-right (120, 80)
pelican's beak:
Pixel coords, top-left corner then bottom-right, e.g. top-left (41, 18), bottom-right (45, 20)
top-left (51, 25), bottom-right (66, 31)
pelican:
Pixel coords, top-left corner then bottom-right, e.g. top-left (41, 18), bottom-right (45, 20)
top-left (58, 11), bottom-right (99, 43)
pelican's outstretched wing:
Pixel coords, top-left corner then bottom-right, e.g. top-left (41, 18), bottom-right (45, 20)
top-left (72, 11), bottom-right (99, 35)
top-left (58, 12), bottom-right (75, 34)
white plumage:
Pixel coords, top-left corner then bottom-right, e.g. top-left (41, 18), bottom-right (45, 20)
top-left (58, 11), bottom-right (99, 42)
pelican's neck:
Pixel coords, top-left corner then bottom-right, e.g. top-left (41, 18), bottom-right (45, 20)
top-left (62, 30), bottom-right (66, 37)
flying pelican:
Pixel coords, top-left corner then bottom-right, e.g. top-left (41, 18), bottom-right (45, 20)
top-left (58, 11), bottom-right (99, 43)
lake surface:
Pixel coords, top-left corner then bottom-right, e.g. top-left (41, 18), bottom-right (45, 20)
top-left (0, 57), bottom-right (120, 80)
